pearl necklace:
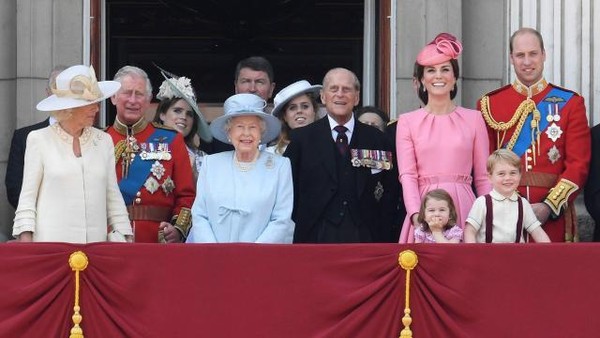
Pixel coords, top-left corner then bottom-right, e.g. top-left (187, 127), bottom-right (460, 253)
top-left (233, 151), bottom-right (259, 172)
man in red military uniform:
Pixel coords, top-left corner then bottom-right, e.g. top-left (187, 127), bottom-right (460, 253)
top-left (478, 27), bottom-right (590, 242)
top-left (107, 65), bottom-right (195, 243)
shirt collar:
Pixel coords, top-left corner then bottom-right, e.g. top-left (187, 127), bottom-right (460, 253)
top-left (327, 114), bottom-right (355, 133)
top-left (112, 116), bottom-right (148, 136)
top-left (490, 189), bottom-right (519, 202)
top-left (512, 77), bottom-right (548, 98)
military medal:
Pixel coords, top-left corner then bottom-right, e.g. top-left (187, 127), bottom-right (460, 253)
top-left (545, 122), bottom-right (563, 142)
top-left (151, 161), bottom-right (166, 179)
top-left (350, 149), bottom-right (393, 170)
top-left (162, 176), bottom-right (175, 195)
top-left (544, 96), bottom-right (564, 123)
top-left (546, 104), bottom-right (554, 122)
top-left (552, 103), bottom-right (561, 122)
top-left (158, 143), bottom-right (172, 161)
top-left (144, 176), bottom-right (160, 194)
top-left (140, 143), bottom-right (148, 160)
top-left (548, 145), bottom-right (561, 164)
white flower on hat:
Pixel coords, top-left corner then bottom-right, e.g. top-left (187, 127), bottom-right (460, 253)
top-left (157, 77), bottom-right (196, 101)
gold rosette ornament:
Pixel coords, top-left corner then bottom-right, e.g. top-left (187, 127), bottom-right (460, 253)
top-left (398, 250), bottom-right (418, 338)
top-left (69, 251), bottom-right (89, 338)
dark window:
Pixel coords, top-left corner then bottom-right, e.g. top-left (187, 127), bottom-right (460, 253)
top-left (106, 0), bottom-right (364, 123)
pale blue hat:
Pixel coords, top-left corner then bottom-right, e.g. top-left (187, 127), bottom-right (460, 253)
top-left (210, 93), bottom-right (281, 145)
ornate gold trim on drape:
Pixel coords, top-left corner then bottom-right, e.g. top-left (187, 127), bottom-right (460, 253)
top-left (68, 251), bottom-right (88, 338)
top-left (398, 250), bottom-right (418, 338)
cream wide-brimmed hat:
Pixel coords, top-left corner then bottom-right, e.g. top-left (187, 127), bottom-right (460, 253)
top-left (156, 70), bottom-right (213, 142)
top-left (210, 93), bottom-right (281, 145)
top-left (36, 65), bottom-right (121, 111)
top-left (271, 80), bottom-right (322, 117)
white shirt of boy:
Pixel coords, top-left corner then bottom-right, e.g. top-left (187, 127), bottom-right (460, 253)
top-left (465, 189), bottom-right (541, 243)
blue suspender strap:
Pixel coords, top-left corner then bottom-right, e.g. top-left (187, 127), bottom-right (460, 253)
top-left (118, 128), bottom-right (176, 205)
top-left (510, 87), bottom-right (574, 157)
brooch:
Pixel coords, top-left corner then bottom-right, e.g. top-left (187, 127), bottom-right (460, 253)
top-left (547, 145), bottom-right (561, 164)
top-left (545, 122), bottom-right (563, 142)
top-left (265, 154), bottom-right (274, 169)
top-left (374, 181), bottom-right (384, 201)
top-left (151, 161), bottom-right (166, 180)
top-left (144, 177), bottom-right (160, 194)
top-left (162, 176), bottom-right (175, 195)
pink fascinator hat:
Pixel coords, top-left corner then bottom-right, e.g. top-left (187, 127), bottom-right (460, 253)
top-left (416, 33), bottom-right (463, 66)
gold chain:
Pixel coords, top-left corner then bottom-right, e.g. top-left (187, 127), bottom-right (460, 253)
top-left (114, 140), bottom-right (127, 164)
top-left (480, 96), bottom-right (525, 131)
top-left (480, 96), bottom-right (537, 150)
top-left (504, 109), bottom-right (530, 151)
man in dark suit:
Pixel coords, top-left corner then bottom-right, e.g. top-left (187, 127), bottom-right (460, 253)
top-left (203, 56), bottom-right (276, 154)
top-left (284, 68), bottom-right (395, 243)
top-left (5, 65), bottom-right (66, 209)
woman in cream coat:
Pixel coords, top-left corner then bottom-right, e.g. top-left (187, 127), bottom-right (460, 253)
top-left (12, 65), bottom-right (133, 243)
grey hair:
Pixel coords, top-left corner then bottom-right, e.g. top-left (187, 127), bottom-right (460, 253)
top-left (322, 67), bottom-right (361, 91)
top-left (113, 65), bottom-right (153, 99)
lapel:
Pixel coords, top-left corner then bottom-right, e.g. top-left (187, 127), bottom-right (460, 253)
top-left (315, 118), bottom-right (337, 183)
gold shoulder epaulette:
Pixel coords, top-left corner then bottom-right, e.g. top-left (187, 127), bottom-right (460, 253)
top-left (544, 178), bottom-right (579, 215)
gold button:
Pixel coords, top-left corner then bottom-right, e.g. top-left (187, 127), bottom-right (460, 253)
top-left (527, 157), bottom-right (533, 162)
top-left (135, 198), bottom-right (141, 204)
top-left (527, 165), bottom-right (533, 170)
top-left (527, 149), bottom-right (532, 153)
top-left (136, 191), bottom-right (141, 197)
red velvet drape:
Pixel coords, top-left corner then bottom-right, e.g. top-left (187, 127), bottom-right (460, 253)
top-left (0, 243), bottom-right (598, 337)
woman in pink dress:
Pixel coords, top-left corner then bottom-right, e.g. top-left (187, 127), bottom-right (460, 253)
top-left (397, 33), bottom-right (491, 243)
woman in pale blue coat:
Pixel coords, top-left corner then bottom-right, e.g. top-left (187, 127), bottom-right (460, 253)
top-left (186, 93), bottom-right (295, 243)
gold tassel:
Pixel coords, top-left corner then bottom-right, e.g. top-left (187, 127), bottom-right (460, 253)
top-left (69, 251), bottom-right (89, 338)
top-left (398, 250), bottom-right (419, 338)
top-left (531, 108), bottom-right (541, 163)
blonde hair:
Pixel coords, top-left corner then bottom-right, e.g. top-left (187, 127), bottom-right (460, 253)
top-left (417, 189), bottom-right (458, 232)
top-left (487, 149), bottom-right (521, 174)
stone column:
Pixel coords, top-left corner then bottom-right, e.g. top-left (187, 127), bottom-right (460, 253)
top-left (0, 0), bottom-right (17, 240)
top-left (0, 0), bottom-right (83, 241)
